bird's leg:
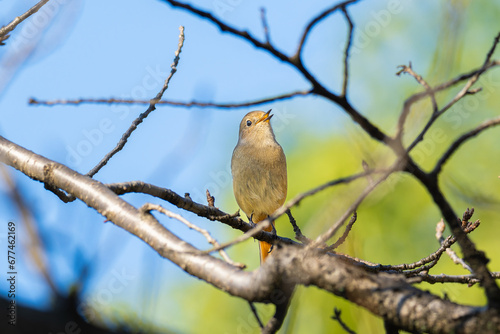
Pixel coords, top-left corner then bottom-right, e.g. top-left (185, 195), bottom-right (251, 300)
top-left (248, 213), bottom-right (256, 227)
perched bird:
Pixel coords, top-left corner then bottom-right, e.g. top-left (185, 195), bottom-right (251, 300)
top-left (231, 110), bottom-right (287, 263)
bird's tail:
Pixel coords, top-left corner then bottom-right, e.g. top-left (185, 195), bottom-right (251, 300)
top-left (259, 222), bottom-right (275, 263)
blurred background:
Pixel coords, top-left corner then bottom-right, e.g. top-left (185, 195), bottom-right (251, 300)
top-left (1, 0), bottom-right (500, 333)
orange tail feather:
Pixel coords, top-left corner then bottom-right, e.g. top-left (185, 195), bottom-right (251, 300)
top-left (259, 223), bottom-right (275, 263)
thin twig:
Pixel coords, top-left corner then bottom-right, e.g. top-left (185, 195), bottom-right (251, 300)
top-left (412, 272), bottom-right (500, 285)
top-left (309, 160), bottom-right (404, 248)
top-left (0, 0), bottom-right (50, 45)
top-left (105, 170), bottom-right (377, 253)
top-left (29, 89), bottom-right (312, 108)
top-left (395, 63), bottom-right (438, 140)
top-left (432, 116), bottom-right (500, 176)
top-left (331, 308), bottom-right (357, 334)
top-left (140, 203), bottom-right (245, 268)
top-left (202, 217), bottom-right (273, 254)
top-left (337, 211), bottom-right (481, 276)
top-left (295, 0), bottom-right (359, 60)
top-left (86, 26), bottom-right (185, 177)
top-left (404, 32), bottom-right (500, 152)
top-left (286, 209), bottom-right (310, 244)
top-left (326, 212), bottom-right (357, 251)
top-left (106, 181), bottom-right (298, 246)
top-left (248, 302), bottom-right (264, 329)
top-left (340, 6), bottom-right (354, 97)
top-left (260, 8), bottom-right (270, 45)
top-left (436, 219), bottom-right (472, 273)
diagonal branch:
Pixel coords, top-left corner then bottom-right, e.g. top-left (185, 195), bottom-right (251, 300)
top-left (161, 0), bottom-right (391, 145)
top-left (0, 0), bottom-right (50, 45)
top-left (395, 63), bottom-right (438, 141)
top-left (310, 159), bottom-right (404, 248)
top-left (140, 203), bottom-right (245, 268)
top-left (295, 0), bottom-right (359, 60)
top-left (436, 218), bottom-right (473, 273)
top-left (419, 172), bottom-right (500, 308)
top-left (432, 116), bottom-right (500, 176)
top-left (86, 26), bottom-right (185, 178)
top-left (404, 32), bottom-right (500, 152)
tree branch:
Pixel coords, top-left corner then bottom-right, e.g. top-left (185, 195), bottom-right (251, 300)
top-left (403, 31), bottom-right (500, 152)
top-left (160, 0), bottom-right (390, 145)
top-left (340, 6), bottom-right (354, 97)
top-left (140, 203), bottom-right (245, 268)
top-left (295, 0), bottom-right (359, 60)
top-left (2, 135), bottom-right (500, 333)
top-left (432, 116), bottom-right (500, 176)
top-left (29, 89), bottom-right (312, 108)
top-left (86, 26), bottom-right (185, 178)
top-left (0, 0), bottom-right (50, 45)
top-left (420, 173), bottom-right (500, 308)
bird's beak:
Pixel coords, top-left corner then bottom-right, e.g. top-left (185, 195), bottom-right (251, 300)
top-left (256, 109), bottom-right (273, 124)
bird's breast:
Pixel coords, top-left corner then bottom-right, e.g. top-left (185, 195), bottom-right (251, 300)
top-left (231, 142), bottom-right (287, 220)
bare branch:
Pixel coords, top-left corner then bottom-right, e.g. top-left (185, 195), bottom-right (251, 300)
top-left (295, 0), bottom-right (359, 60)
top-left (414, 272), bottom-right (500, 285)
top-left (86, 26), bottom-right (185, 178)
top-left (202, 218), bottom-right (274, 255)
top-left (340, 215), bottom-right (480, 275)
top-left (432, 116), bottom-right (500, 176)
top-left (286, 209), bottom-right (311, 244)
top-left (396, 63), bottom-right (438, 140)
top-left (160, 0), bottom-right (390, 145)
top-left (260, 7), bottom-right (271, 45)
top-left (419, 173), bottom-right (500, 307)
top-left (310, 160), bottom-right (404, 248)
top-left (140, 203), bottom-right (245, 268)
top-left (326, 212), bottom-right (357, 251)
top-left (248, 302), bottom-right (264, 329)
top-left (0, 0), bottom-right (50, 45)
top-left (29, 89), bottom-right (312, 109)
top-left (340, 6), bottom-right (354, 97)
top-left (436, 219), bottom-right (472, 273)
top-left (404, 32), bottom-right (500, 152)
top-left (331, 308), bottom-right (357, 334)
top-left (262, 286), bottom-right (294, 334)
top-left (163, 0), bottom-right (290, 63)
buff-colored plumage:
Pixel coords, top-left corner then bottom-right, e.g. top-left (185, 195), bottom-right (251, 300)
top-left (231, 110), bottom-right (287, 263)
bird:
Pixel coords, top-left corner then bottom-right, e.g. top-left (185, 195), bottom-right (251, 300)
top-left (231, 109), bottom-right (287, 263)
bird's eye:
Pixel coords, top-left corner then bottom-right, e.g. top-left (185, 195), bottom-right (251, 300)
top-left (246, 120), bottom-right (252, 127)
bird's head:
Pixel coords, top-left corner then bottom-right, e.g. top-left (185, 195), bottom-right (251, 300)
top-left (237, 109), bottom-right (276, 145)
